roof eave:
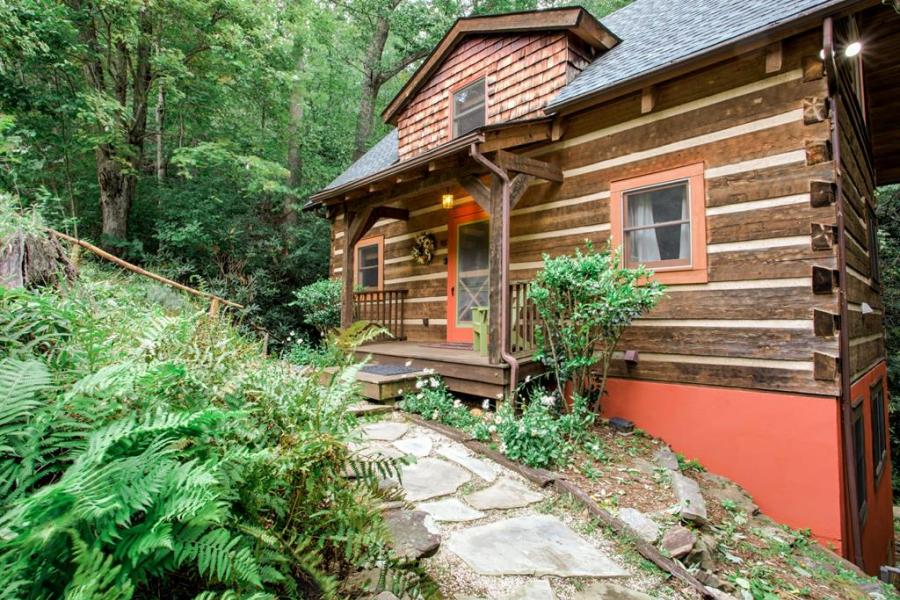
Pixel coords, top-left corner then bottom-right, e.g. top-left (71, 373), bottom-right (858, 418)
top-left (545, 0), bottom-right (874, 117)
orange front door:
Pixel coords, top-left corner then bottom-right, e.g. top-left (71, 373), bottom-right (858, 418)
top-left (446, 203), bottom-right (490, 342)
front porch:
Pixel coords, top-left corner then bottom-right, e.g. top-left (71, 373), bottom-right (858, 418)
top-left (355, 340), bottom-right (545, 400)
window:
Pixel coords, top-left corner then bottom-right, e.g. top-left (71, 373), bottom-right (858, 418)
top-left (866, 206), bottom-right (880, 285)
top-left (452, 79), bottom-right (486, 138)
top-left (355, 237), bottom-right (383, 290)
top-left (610, 163), bottom-right (708, 284)
top-left (871, 379), bottom-right (887, 481)
top-left (852, 402), bottom-right (867, 521)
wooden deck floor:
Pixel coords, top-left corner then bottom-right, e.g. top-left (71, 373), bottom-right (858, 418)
top-left (355, 341), bottom-right (542, 398)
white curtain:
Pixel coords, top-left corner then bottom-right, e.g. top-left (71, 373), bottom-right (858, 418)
top-left (678, 195), bottom-right (690, 259)
top-left (629, 196), bottom-right (660, 262)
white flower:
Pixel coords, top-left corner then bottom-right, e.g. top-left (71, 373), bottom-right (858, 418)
top-left (540, 395), bottom-right (556, 407)
top-left (423, 368), bottom-right (435, 375)
top-left (405, 360), bottom-right (412, 367)
top-left (525, 374), bottom-right (532, 383)
top-left (415, 379), bottom-right (426, 390)
top-left (495, 416), bottom-right (503, 425)
top-left (488, 425), bottom-right (497, 434)
top-left (397, 389), bottom-right (403, 395)
top-left (481, 399), bottom-right (490, 411)
top-left (429, 378), bottom-right (439, 388)
top-left (495, 392), bottom-right (503, 399)
top-left (453, 399), bottom-right (462, 408)
top-left (499, 442), bottom-right (507, 454)
top-left (431, 410), bottom-right (440, 420)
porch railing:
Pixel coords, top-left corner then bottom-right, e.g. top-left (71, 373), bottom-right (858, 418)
top-left (353, 289), bottom-right (408, 341)
top-left (509, 281), bottom-right (539, 357)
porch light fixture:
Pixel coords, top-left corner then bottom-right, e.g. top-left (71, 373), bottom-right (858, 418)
top-left (844, 41), bottom-right (862, 57)
top-left (442, 193), bottom-right (455, 209)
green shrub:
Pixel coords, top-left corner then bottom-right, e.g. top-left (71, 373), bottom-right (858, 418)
top-left (494, 389), bottom-right (571, 469)
top-left (291, 279), bottom-right (342, 336)
top-left (399, 375), bottom-right (479, 430)
top-left (0, 264), bottom-right (426, 599)
top-left (528, 243), bottom-right (664, 411)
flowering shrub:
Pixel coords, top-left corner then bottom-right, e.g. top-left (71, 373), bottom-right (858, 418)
top-left (398, 374), bottom-right (479, 430)
top-left (494, 389), bottom-right (572, 469)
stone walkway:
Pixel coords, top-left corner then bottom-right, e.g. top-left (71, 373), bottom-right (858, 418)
top-left (355, 416), bottom-right (681, 600)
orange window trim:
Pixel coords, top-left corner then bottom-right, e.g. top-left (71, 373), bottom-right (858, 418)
top-left (355, 236), bottom-right (384, 290)
top-left (610, 162), bottom-right (708, 285)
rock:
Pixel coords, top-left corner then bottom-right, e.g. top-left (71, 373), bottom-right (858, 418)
top-left (382, 509), bottom-right (441, 561)
top-left (704, 587), bottom-right (739, 600)
top-left (618, 508), bottom-right (660, 544)
top-left (400, 457), bottom-right (471, 501)
top-left (629, 457), bottom-right (659, 476)
top-left (672, 472), bottom-right (708, 524)
top-left (437, 444), bottom-right (498, 482)
top-left (654, 447), bottom-right (679, 471)
top-left (446, 515), bottom-right (628, 577)
top-left (687, 533), bottom-right (718, 571)
top-left (701, 471), bottom-right (759, 515)
top-left (609, 417), bottom-right (634, 433)
top-left (393, 435), bottom-right (433, 458)
top-left (696, 570), bottom-right (722, 589)
top-left (500, 580), bottom-right (555, 600)
top-left (659, 525), bottom-right (696, 558)
top-left (358, 443), bottom-right (405, 460)
top-left (417, 497), bottom-right (486, 522)
top-left (361, 422), bottom-right (409, 441)
top-left (465, 478), bottom-right (543, 510)
top-left (572, 583), bottom-right (653, 599)
top-left (350, 402), bottom-right (394, 417)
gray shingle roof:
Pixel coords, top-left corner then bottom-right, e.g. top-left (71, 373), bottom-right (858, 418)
top-left (325, 129), bottom-right (398, 190)
top-left (548, 0), bottom-right (841, 110)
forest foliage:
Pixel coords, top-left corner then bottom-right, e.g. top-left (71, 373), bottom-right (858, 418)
top-left (0, 0), bottom-right (631, 345)
top-left (0, 241), bottom-right (425, 598)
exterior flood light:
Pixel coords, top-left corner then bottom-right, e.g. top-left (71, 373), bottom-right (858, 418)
top-left (845, 41), bottom-right (862, 57)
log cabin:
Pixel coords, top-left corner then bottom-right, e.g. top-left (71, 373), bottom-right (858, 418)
top-left (307, 0), bottom-right (900, 574)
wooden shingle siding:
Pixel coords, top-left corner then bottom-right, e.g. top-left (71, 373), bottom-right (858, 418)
top-left (331, 28), bottom-right (848, 395)
top-left (396, 32), bottom-right (589, 159)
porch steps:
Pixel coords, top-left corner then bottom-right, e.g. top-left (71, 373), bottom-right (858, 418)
top-left (320, 365), bottom-right (427, 402)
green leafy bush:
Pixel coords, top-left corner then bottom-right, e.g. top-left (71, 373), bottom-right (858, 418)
top-left (0, 264), bottom-right (425, 599)
top-left (291, 279), bottom-right (343, 336)
top-left (528, 243), bottom-right (664, 411)
top-left (399, 375), bottom-right (479, 430)
top-left (494, 390), bottom-right (571, 469)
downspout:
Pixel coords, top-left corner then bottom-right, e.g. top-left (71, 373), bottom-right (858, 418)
top-left (469, 144), bottom-right (519, 395)
top-left (824, 16), bottom-right (864, 567)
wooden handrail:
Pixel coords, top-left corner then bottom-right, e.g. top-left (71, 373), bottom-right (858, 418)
top-left (353, 288), bottom-right (408, 340)
top-left (50, 229), bottom-right (243, 310)
top-left (508, 280), bottom-right (537, 356)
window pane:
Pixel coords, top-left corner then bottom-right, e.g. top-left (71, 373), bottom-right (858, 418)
top-left (453, 80), bottom-right (486, 137)
top-left (624, 182), bottom-right (690, 264)
top-left (358, 244), bottom-right (379, 268)
top-left (852, 406), bottom-right (866, 512)
top-left (359, 266), bottom-right (378, 288)
top-left (456, 220), bottom-right (489, 323)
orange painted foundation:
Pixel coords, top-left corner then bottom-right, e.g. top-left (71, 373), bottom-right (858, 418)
top-left (849, 362), bottom-right (894, 574)
top-left (603, 378), bottom-right (846, 552)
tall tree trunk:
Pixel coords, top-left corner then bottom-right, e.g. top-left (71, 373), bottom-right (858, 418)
top-left (97, 148), bottom-right (134, 240)
top-left (155, 81), bottom-right (165, 183)
top-left (353, 12), bottom-right (390, 160)
top-left (285, 44), bottom-right (305, 225)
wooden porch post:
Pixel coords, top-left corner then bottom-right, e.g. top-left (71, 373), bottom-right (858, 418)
top-left (487, 173), bottom-right (504, 364)
top-left (341, 207), bottom-right (355, 328)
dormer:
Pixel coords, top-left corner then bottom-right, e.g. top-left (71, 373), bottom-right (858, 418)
top-left (383, 8), bottom-right (618, 160)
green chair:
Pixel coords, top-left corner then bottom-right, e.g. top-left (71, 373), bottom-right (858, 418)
top-left (471, 307), bottom-right (488, 355)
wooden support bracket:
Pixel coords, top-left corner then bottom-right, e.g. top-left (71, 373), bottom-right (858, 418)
top-left (509, 173), bottom-right (530, 209)
top-left (347, 204), bottom-right (410, 248)
top-left (813, 308), bottom-right (840, 337)
top-left (493, 150), bottom-right (563, 182)
top-left (459, 175), bottom-right (492, 215)
top-left (810, 180), bottom-right (836, 207)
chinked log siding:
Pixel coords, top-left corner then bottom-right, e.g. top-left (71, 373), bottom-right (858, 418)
top-left (396, 32), bottom-right (593, 159)
top-left (331, 28), bottom-right (847, 396)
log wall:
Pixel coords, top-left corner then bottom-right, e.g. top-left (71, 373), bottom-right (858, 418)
top-left (330, 28), bottom-right (853, 397)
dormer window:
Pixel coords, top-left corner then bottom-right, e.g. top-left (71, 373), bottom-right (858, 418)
top-left (452, 79), bottom-right (486, 138)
